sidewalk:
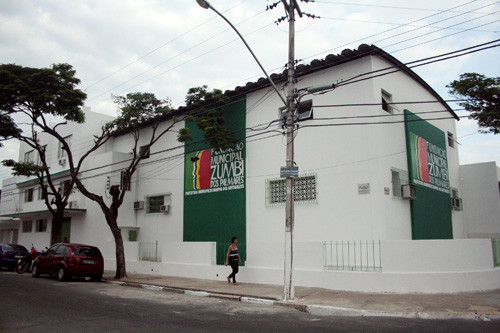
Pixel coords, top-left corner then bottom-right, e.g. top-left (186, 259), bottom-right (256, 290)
top-left (102, 271), bottom-right (500, 321)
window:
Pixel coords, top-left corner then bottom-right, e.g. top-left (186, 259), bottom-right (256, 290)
top-left (24, 188), bottom-right (34, 202)
top-left (36, 145), bottom-right (47, 165)
top-left (58, 135), bottom-right (72, 158)
top-left (59, 180), bottom-right (72, 196)
top-left (381, 90), bottom-right (393, 113)
top-left (56, 245), bottom-right (68, 255)
top-left (45, 244), bottom-right (59, 255)
top-left (38, 185), bottom-right (47, 201)
top-left (266, 174), bottom-right (317, 206)
top-left (73, 246), bottom-right (101, 257)
top-left (121, 170), bottom-right (131, 191)
top-left (139, 145), bottom-right (150, 159)
top-left (447, 132), bottom-right (455, 148)
top-left (450, 187), bottom-right (463, 211)
top-left (146, 194), bottom-right (171, 213)
top-left (24, 150), bottom-right (35, 163)
top-left (22, 220), bottom-right (33, 233)
top-left (35, 219), bottom-right (47, 232)
top-left (391, 168), bottom-right (409, 198)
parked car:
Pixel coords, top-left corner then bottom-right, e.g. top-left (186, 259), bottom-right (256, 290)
top-left (0, 243), bottom-right (29, 270)
top-left (32, 243), bottom-right (104, 281)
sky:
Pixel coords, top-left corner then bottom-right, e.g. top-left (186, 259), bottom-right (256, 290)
top-left (0, 0), bottom-right (499, 184)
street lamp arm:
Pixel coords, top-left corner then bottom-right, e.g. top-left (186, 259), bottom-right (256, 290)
top-left (197, 1), bottom-right (288, 107)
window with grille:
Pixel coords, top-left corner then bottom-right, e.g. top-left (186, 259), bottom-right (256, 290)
top-left (266, 174), bottom-right (317, 206)
top-left (447, 132), bottom-right (455, 148)
top-left (145, 193), bottom-right (171, 214)
top-left (121, 170), bottom-right (131, 191)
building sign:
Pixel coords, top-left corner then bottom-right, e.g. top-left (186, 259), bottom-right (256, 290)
top-left (404, 109), bottom-right (452, 240)
top-left (409, 133), bottom-right (449, 193)
top-left (185, 143), bottom-right (245, 196)
top-left (183, 98), bottom-right (247, 264)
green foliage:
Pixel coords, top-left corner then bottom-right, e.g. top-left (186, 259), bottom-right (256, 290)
top-left (111, 92), bottom-right (172, 130)
top-left (2, 159), bottom-right (47, 177)
top-left (0, 114), bottom-right (21, 146)
top-left (0, 63), bottom-right (87, 125)
top-left (447, 73), bottom-right (500, 134)
top-left (179, 85), bottom-right (238, 150)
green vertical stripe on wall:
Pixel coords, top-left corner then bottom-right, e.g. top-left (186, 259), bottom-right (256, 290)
top-left (404, 110), bottom-right (453, 240)
top-left (183, 97), bottom-right (246, 264)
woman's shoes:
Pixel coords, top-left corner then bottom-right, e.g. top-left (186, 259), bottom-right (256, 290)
top-left (227, 276), bottom-right (230, 284)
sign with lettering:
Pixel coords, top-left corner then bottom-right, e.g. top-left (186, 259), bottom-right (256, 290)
top-left (185, 142), bottom-right (245, 196)
top-left (409, 132), bottom-right (449, 193)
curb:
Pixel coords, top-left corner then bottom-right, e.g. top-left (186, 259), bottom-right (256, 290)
top-left (103, 279), bottom-right (500, 321)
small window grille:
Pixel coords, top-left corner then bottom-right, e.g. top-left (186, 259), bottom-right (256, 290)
top-left (146, 194), bottom-right (171, 214)
top-left (121, 171), bottom-right (131, 191)
top-left (266, 174), bottom-right (317, 206)
top-left (447, 132), bottom-right (455, 148)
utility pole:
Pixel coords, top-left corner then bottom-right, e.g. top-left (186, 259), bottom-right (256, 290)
top-left (196, 0), bottom-right (304, 301)
top-left (284, 0), bottom-right (301, 301)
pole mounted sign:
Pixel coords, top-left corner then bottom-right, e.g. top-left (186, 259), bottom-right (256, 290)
top-left (280, 166), bottom-right (299, 178)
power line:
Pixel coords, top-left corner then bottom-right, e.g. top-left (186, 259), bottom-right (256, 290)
top-left (83, 0), bottom-right (250, 91)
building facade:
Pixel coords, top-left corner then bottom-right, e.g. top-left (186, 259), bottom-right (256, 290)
top-left (1, 45), bottom-right (499, 292)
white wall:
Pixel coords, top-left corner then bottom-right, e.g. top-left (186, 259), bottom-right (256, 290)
top-left (460, 162), bottom-right (500, 238)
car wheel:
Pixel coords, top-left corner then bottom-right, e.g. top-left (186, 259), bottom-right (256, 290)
top-left (57, 267), bottom-right (69, 281)
top-left (91, 275), bottom-right (102, 282)
top-left (32, 264), bottom-right (40, 277)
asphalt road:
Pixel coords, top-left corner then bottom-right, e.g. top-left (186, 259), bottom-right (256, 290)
top-left (1, 271), bottom-right (499, 332)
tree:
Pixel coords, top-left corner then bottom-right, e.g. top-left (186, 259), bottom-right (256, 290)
top-left (178, 85), bottom-right (238, 150)
top-left (447, 73), bottom-right (500, 134)
top-left (65, 92), bottom-right (176, 279)
top-left (0, 63), bottom-right (87, 244)
top-left (2, 72), bottom-right (237, 279)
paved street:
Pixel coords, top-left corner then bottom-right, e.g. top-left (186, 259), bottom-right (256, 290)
top-left (1, 271), bottom-right (500, 332)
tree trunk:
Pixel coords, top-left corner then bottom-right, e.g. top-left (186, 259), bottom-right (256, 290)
top-left (105, 214), bottom-right (127, 279)
top-left (50, 209), bottom-right (65, 245)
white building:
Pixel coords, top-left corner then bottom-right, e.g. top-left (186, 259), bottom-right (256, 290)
top-left (1, 45), bottom-right (499, 293)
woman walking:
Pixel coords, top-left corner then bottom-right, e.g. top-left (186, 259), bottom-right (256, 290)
top-left (225, 236), bottom-right (241, 285)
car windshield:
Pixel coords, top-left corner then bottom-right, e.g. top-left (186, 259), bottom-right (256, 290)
top-left (73, 246), bottom-right (101, 257)
top-left (5, 244), bottom-right (27, 252)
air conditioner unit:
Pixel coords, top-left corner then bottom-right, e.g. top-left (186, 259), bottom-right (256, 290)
top-left (160, 204), bottom-right (170, 213)
top-left (401, 184), bottom-right (417, 199)
top-left (133, 201), bottom-right (144, 210)
top-left (451, 197), bottom-right (463, 211)
top-left (68, 201), bottom-right (78, 209)
top-left (58, 158), bottom-right (66, 166)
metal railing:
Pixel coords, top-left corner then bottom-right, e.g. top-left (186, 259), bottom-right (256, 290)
top-left (139, 241), bottom-right (161, 262)
top-left (323, 240), bottom-right (382, 272)
top-left (492, 239), bottom-right (500, 267)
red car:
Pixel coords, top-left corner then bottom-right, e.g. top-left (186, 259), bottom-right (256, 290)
top-left (32, 243), bottom-right (104, 282)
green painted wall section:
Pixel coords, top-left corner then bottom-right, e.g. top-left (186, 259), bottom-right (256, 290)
top-left (183, 98), bottom-right (246, 264)
top-left (404, 110), bottom-right (453, 240)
